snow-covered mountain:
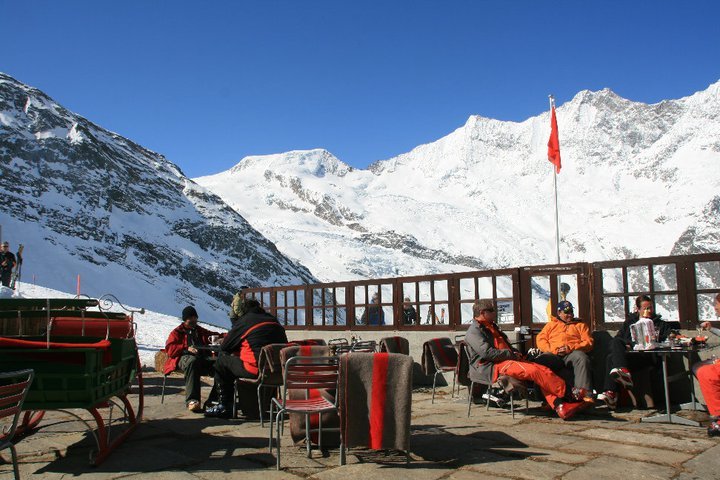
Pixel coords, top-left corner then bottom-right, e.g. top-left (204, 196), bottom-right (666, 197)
top-left (0, 73), bottom-right (316, 325)
top-left (196, 83), bottom-right (720, 281)
top-left (2, 71), bottom-right (717, 319)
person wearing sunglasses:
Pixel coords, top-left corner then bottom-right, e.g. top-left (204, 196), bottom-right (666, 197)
top-left (465, 299), bottom-right (588, 420)
top-left (534, 301), bottom-right (594, 402)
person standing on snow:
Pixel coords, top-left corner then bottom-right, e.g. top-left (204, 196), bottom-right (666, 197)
top-left (0, 241), bottom-right (16, 287)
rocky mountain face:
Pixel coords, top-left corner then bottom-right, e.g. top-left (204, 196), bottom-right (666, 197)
top-left (0, 73), bottom-right (315, 323)
top-left (196, 82), bottom-right (720, 282)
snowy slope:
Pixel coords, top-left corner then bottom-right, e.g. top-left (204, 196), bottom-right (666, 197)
top-left (196, 82), bottom-right (720, 282)
top-left (0, 73), bottom-right (316, 326)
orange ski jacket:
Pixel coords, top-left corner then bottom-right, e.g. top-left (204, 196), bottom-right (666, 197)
top-left (536, 316), bottom-right (593, 355)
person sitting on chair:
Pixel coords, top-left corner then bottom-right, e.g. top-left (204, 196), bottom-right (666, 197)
top-left (695, 293), bottom-right (720, 437)
top-left (597, 294), bottom-right (680, 409)
top-left (465, 299), bottom-right (587, 420)
top-left (205, 298), bottom-right (288, 418)
top-left (164, 306), bottom-right (222, 413)
top-left (534, 300), bottom-right (594, 400)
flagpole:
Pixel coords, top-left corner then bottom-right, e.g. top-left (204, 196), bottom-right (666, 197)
top-left (549, 95), bottom-right (561, 265)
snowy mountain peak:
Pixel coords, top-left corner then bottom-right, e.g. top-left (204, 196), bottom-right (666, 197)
top-left (230, 148), bottom-right (352, 178)
top-left (197, 80), bottom-right (720, 282)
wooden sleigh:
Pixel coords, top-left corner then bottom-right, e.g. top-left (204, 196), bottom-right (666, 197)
top-left (0, 296), bottom-right (144, 466)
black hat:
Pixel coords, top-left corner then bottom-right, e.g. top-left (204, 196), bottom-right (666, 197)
top-left (182, 306), bottom-right (198, 320)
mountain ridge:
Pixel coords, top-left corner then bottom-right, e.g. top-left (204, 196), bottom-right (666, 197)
top-left (2, 70), bottom-right (718, 317)
top-left (196, 80), bottom-right (720, 282)
top-left (0, 72), bottom-right (316, 324)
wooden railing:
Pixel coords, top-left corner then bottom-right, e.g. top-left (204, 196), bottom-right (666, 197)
top-left (241, 252), bottom-right (720, 331)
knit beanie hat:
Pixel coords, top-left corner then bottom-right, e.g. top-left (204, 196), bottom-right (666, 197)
top-left (182, 306), bottom-right (198, 321)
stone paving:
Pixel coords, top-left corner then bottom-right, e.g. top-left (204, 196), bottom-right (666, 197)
top-left (2, 372), bottom-right (719, 479)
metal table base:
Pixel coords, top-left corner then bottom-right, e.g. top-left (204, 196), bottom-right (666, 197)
top-left (639, 348), bottom-right (705, 426)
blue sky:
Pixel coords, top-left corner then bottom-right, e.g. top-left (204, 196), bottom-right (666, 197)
top-left (3, 1), bottom-right (719, 177)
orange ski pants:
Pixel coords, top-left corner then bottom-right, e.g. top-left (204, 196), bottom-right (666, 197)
top-left (695, 360), bottom-right (720, 417)
top-left (495, 359), bottom-right (567, 407)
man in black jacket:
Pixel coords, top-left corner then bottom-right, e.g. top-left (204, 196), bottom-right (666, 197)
top-left (205, 298), bottom-right (287, 418)
top-left (0, 242), bottom-right (16, 287)
top-left (597, 294), bottom-right (680, 409)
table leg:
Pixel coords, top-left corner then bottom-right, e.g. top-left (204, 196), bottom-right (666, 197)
top-left (640, 352), bottom-right (701, 426)
top-left (680, 352), bottom-right (707, 412)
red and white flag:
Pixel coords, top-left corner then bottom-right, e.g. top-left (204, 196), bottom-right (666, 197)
top-left (547, 104), bottom-right (561, 174)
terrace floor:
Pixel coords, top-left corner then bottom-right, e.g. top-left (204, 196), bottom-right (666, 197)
top-left (3, 372), bottom-right (719, 479)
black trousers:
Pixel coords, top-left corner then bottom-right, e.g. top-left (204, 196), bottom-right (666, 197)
top-left (0, 270), bottom-right (11, 287)
top-left (603, 336), bottom-right (660, 393)
top-left (177, 354), bottom-right (215, 403)
top-left (213, 353), bottom-right (256, 406)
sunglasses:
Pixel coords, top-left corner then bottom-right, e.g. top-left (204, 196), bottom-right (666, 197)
top-left (560, 307), bottom-right (574, 314)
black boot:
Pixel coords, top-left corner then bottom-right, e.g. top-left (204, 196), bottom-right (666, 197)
top-left (204, 379), bottom-right (232, 419)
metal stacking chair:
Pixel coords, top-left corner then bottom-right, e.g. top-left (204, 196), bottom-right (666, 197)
top-left (351, 340), bottom-right (377, 352)
top-left (422, 337), bottom-right (459, 403)
top-left (0, 369), bottom-right (34, 480)
top-left (293, 338), bottom-right (327, 346)
top-left (333, 344), bottom-right (353, 355)
top-left (279, 345), bottom-right (330, 364)
top-left (328, 338), bottom-right (351, 355)
top-left (158, 349), bottom-right (183, 404)
top-left (269, 356), bottom-right (340, 470)
top-left (379, 336), bottom-right (410, 355)
top-left (235, 343), bottom-right (290, 425)
top-left (338, 352), bottom-right (413, 466)
top-left (461, 343), bottom-right (528, 418)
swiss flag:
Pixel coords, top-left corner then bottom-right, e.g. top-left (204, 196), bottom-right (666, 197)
top-left (547, 105), bottom-right (561, 174)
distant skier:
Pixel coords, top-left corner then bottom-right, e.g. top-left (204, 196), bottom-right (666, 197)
top-left (0, 241), bottom-right (16, 287)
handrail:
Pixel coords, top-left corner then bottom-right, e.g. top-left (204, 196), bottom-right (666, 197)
top-left (241, 252), bottom-right (720, 331)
